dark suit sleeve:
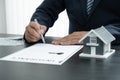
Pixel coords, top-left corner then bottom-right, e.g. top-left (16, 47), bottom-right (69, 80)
top-left (31, 0), bottom-right (65, 28)
top-left (105, 24), bottom-right (120, 45)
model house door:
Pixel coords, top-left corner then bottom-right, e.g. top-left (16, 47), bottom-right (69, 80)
top-left (91, 47), bottom-right (96, 55)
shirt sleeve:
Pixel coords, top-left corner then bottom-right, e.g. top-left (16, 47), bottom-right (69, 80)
top-left (31, 0), bottom-right (65, 28)
top-left (105, 24), bottom-right (120, 45)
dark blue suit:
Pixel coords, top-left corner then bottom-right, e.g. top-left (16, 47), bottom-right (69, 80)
top-left (31, 0), bottom-right (120, 44)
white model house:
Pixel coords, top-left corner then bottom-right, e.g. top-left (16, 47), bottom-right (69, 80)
top-left (79, 26), bottom-right (115, 59)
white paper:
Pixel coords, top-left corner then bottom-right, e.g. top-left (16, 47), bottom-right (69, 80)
top-left (0, 44), bottom-right (83, 65)
top-left (0, 37), bottom-right (24, 46)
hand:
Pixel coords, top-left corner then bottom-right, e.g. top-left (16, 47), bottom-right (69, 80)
top-left (24, 21), bottom-right (47, 43)
top-left (52, 31), bottom-right (88, 45)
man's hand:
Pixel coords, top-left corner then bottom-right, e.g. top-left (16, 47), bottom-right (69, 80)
top-left (52, 31), bottom-right (88, 45)
top-left (24, 21), bottom-right (47, 43)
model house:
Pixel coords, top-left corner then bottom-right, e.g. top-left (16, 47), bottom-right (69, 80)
top-left (79, 26), bottom-right (115, 58)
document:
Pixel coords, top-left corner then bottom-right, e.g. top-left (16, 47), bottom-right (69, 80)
top-left (0, 36), bottom-right (24, 46)
top-left (0, 44), bottom-right (83, 65)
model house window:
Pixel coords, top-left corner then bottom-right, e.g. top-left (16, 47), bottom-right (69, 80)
top-left (90, 36), bottom-right (97, 43)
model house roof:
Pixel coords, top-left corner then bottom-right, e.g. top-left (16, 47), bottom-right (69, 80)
top-left (79, 26), bottom-right (115, 44)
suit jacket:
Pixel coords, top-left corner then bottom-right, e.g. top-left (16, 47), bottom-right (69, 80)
top-left (31, 0), bottom-right (120, 44)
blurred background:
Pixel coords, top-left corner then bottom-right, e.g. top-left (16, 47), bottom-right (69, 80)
top-left (0, 0), bottom-right (69, 37)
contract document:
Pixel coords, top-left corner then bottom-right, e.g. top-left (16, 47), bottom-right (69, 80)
top-left (0, 44), bottom-right (83, 65)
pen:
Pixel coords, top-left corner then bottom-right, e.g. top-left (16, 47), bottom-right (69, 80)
top-left (34, 19), bottom-right (46, 44)
top-left (48, 52), bottom-right (64, 55)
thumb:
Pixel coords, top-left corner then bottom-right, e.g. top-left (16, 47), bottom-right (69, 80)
top-left (38, 25), bottom-right (47, 34)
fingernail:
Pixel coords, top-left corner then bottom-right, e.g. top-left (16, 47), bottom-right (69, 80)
top-left (52, 41), bottom-right (58, 45)
top-left (52, 41), bottom-right (55, 44)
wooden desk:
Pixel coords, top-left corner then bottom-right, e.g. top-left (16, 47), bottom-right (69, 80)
top-left (0, 34), bottom-right (120, 80)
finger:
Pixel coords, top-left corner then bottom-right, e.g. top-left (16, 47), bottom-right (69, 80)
top-left (52, 35), bottom-right (71, 45)
top-left (25, 30), bottom-right (40, 43)
top-left (30, 22), bottom-right (40, 32)
top-left (26, 25), bottom-right (40, 39)
top-left (52, 39), bottom-right (78, 45)
top-left (30, 22), bottom-right (47, 35)
top-left (25, 31), bottom-right (35, 43)
top-left (52, 31), bottom-right (88, 45)
top-left (25, 26), bottom-right (41, 43)
top-left (52, 36), bottom-right (81, 45)
top-left (52, 36), bottom-right (73, 44)
top-left (52, 40), bottom-right (61, 45)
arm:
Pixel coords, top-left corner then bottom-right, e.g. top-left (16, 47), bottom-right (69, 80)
top-left (105, 24), bottom-right (120, 45)
top-left (31, 0), bottom-right (65, 28)
top-left (52, 24), bottom-right (120, 45)
top-left (24, 0), bottom-right (65, 43)
top-left (52, 31), bottom-right (88, 45)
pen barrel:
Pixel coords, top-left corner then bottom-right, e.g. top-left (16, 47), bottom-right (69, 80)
top-left (34, 19), bottom-right (46, 43)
